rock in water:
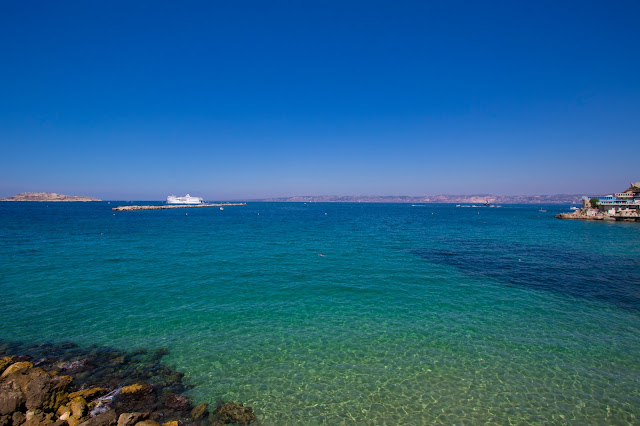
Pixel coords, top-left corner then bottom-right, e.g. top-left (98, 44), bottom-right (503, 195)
top-left (163, 394), bottom-right (190, 410)
top-left (190, 402), bottom-right (209, 420)
top-left (120, 383), bottom-right (153, 397)
top-left (79, 409), bottom-right (117, 426)
top-left (117, 412), bottom-right (149, 426)
top-left (212, 402), bottom-right (255, 425)
top-left (69, 387), bottom-right (109, 401)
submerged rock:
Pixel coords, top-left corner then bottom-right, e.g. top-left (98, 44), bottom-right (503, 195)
top-left (120, 384), bottom-right (153, 397)
top-left (163, 394), bottom-right (190, 411)
top-left (211, 402), bottom-right (255, 425)
top-left (190, 402), bottom-right (209, 420)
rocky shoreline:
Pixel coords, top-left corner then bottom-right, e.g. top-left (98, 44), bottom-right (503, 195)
top-left (0, 341), bottom-right (255, 426)
top-left (555, 209), bottom-right (640, 221)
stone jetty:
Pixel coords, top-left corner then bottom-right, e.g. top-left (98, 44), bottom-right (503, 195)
top-left (112, 203), bottom-right (246, 211)
top-left (0, 341), bottom-right (256, 425)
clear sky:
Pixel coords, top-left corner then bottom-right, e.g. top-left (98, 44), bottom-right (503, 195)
top-left (1, 1), bottom-right (639, 200)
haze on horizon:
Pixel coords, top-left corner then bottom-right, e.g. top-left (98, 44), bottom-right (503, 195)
top-left (1, 1), bottom-right (639, 201)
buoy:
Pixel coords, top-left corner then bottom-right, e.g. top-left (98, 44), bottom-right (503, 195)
top-left (318, 254), bottom-right (325, 257)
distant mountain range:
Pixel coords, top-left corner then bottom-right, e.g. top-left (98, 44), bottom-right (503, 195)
top-left (261, 194), bottom-right (585, 204)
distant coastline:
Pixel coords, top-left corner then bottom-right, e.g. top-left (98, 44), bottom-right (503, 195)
top-left (261, 194), bottom-right (584, 204)
top-left (0, 192), bottom-right (101, 202)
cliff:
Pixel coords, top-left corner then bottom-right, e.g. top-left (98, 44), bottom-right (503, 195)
top-left (0, 192), bottom-right (101, 202)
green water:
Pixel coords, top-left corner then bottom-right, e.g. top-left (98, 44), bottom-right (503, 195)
top-left (1, 202), bottom-right (639, 423)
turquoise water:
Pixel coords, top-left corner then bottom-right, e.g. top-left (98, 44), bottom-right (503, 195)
top-left (1, 202), bottom-right (639, 424)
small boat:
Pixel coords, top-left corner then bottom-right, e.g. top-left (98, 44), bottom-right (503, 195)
top-left (220, 207), bottom-right (224, 210)
top-left (539, 208), bottom-right (547, 213)
top-left (570, 206), bottom-right (580, 211)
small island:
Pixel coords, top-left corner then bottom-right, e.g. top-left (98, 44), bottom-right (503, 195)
top-left (556, 182), bottom-right (640, 221)
top-left (0, 192), bottom-right (101, 202)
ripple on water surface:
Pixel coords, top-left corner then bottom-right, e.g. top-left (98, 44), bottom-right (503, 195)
top-left (1, 202), bottom-right (639, 423)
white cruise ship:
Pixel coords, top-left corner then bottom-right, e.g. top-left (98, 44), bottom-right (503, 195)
top-left (166, 194), bottom-right (204, 204)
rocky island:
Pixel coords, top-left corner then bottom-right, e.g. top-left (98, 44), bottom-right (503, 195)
top-left (0, 193), bottom-right (101, 202)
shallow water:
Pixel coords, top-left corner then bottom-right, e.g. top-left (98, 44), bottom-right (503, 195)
top-left (1, 202), bottom-right (639, 423)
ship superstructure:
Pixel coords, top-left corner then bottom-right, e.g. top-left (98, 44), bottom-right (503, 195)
top-left (166, 194), bottom-right (204, 205)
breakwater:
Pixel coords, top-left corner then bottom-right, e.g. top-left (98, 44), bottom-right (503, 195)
top-left (112, 203), bottom-right (246, 211)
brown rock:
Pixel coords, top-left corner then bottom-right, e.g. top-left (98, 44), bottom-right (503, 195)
top-left (134, 421), bottom-right (159, 426)
top-left (24, 409), bottom-right (56, 426)
top-left (190, 403), bottom-right (209, 420)
top-left (212, 402), bottom-right (255, 425)
top-left (0, 379), bottom-right (26, 415)
top-left (57, 404), bottom-right (71, 421)
top-left (0, 357), bottom-right (16, 375)
top-left (1, 362), bottom-right (33, 379)
top-left (3, 368), bottom-right (48, 394)
top-left (162, 422), bottom-right (178, 426)
top-left (13, 412), bottom-right (26, 425)
top-left (117, 412), bottom-right (149, 426)
top-left (25, 373), bottom-right (72, 411)
top-left (68, 416), bottom-right (89, 426)
top-left (78, 409), bottom-right (117, 426)
top-left (120, 383), bottom-right (152, 397)
top-left (0, 415), bottom-right (9, 426)
top-left (70, 396), bottom-right (88, 418)
top-left (163, 394), bottom-right (190, 410)
top-left (69, 388), bottom-right (109, 401)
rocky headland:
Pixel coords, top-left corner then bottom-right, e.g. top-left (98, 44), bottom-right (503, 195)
top-left (0, 341), bottom-right (255, 426)
top-left (0, 193), bottom-right (101, 202)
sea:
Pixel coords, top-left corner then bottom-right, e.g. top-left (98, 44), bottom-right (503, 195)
top-left (1, 201), bottom-right (639, 424)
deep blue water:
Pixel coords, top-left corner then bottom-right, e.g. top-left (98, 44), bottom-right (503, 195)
top-left (1, 202), bottom-right (639, 423)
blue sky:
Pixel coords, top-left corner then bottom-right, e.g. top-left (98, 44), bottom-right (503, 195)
top-left (1, 1), bottom-right (638, 199)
